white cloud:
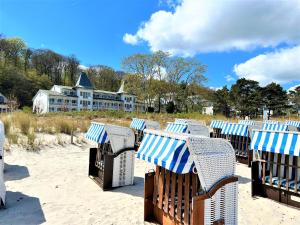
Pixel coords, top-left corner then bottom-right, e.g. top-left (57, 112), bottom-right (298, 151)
top-left (234, 45), bottom-right (300, 86)
top-left (79, 64), bottom-right (88, 70)
top-left (124, 0), bottom-right (300, 56)
top-left (210, 86), bottom-right (222, 91)
top-left (225, 75), bottom-right (235, 82)
top-left (123, 33), bottom-right (139, 45)
top-left (288, 84), bottom-right (300, 92)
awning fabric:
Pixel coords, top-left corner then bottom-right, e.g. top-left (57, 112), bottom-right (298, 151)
top-left (130, 118), bottom-right (146, 131)
top-left (262, 123), bottom-right (288, 131)
top-left (137, 132), bottom-right (193, 174)
top-left (221, 123), bottom-right (249, 137)
top-left (165, 122), bottom-right (188, 133)
top-left (285, 120), bottom-right (300, 128)
top-left (250, 130), bottom-right (300, 157)
top-left (238, 120), bottom-right (254, 125)
top-left (85, 122), bottom-right (109, 144)
top-left (210, 120), bottom-right (225, 129)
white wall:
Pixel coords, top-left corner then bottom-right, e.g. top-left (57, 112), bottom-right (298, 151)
top-left (33, 92), bottom-right (49, 114)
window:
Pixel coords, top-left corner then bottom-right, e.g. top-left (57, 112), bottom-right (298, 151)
top-left (72, 100), bottom-right (77, 104)
top-left (49, 98), bottom-right (55, 104)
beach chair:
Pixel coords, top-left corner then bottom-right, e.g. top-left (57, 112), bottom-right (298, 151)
top-left (210, 120), bottom-right (226, 138)
top-left (138, 129), bottom-right (238, 225)
top-left (130, 118), bottom-right (160, 149)
top-left (221, 122), bottom-right (254, 166)
top-left (165, 121), bottom-right (210, 137)
top-left (0, 121), bottom-right (5, 207)
top-left (285, 120), bottom-right (300, 132)
top-left (85, 122), bottom-right (135, 190)
top-left (262, 122), bottom-right (288, 132)
top-left (251, 130), bottom-right (300, 208)
top-left (175, 118), bottom-right (206, 126)
top-left (238, 120), bottom-right (255, 125)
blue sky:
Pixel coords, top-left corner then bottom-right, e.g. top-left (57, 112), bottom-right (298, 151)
top-left (1, 0), bottom-right (299, 90)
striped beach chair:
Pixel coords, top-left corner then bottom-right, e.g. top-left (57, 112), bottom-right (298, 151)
top-left (210, 120), bottom-right (226, 138)
top-left (251, 130), bottom-right (300, 208)
top-left (175, 118), bottom-right (206, 126)
top-left (0, 121), bottom-right (5, 207)
top-left (85, 122), bottom-right (135, 190)
top-left (165, 121), bottom-right (210, 137)
top-left (130, 118), bottom-right (160, 149)
top-left (221, 122), bottom-right (253, 166)
top-left (138, 129), bottom-right (238, 225)
top-left (285, 120), bottom-right (300, 132)
top-left (262, 122), bottom-right (288, 131)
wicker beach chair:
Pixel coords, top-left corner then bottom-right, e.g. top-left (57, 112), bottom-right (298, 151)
top-left (251, 130), bottom-right (300, 208)
top-left (138, 129), bottom-right (238, 225)
top-left (210, 120), bottom-right (226, 138)
top-left (221, 122), bottom-right (254, 166)
top-left (0, 121), bottom-right (5, 207)
top-left (85, 122), bottom-right (135, 190)
top-left (130, 118), bottom-right (160, 149)
top-left (285, 120), bottom-right (300, 132)
top-left (165, 121), bottom-right (210, 137)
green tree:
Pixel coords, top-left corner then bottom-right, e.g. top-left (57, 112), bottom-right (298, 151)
top-left (261, 82), bottom-right (288, 117)
top-left (213, 86), bottom-right (231, 117)
top-left (230, 78), bottom-right (261, 118)
top-left (288, 86), bottom-right (300, 114)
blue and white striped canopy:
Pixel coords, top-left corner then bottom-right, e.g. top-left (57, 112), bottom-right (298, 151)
top-left (262, 123), bottom-right (288, 131)
top-left (130, 118), bottom-right (146, 131)
top-left (238, 120), bottom-right (255, 125)
top-left (285, 120), bottom-right (300, 128)
top-left (165, 122), bottom-right (188, 133)
top-left (210, 120), bottom-right (226, 129)
top-left (263, 120), bottom-right (279, 124)
top-left (85, 122), bottom-right (109, 144)
top-left (137, 132), bottom-right (194, 174)
top-left (221, 123), bottom-right (249, 137)
top-left (250, 130), bottom-right (300, 157)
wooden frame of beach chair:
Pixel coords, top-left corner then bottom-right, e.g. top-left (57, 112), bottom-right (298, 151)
top-left (85, 122), bottom-right (135, 191)
top-left (138, 130), bottom-right (238, 225)
top-left (251, 130), bottom-right (300, 208)
top-left (130, 118), bottom-right (160, 150)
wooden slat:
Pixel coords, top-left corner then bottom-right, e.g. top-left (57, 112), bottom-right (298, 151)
top-left (170, 173), bottom-right (176, 218)
top-left (269, 153), bottom-right (274, 187)
top-left (285, 155), bottom-right (290, 190)
top-left (295, 157), bottom-right (298, 193)
top-left (276, 154), bottom-right (282, 188)
top-left (163, 170), bottom-right (171, 214)
top-left (262, 152), bottom-right (266, 184)
top-left (192, 174), bottom-right (197, 197)
top-left (158, 168), bottom-right (165, 209)
top-left (176, 174), bottom-right (183, 223)
top-left (184, 174), bottom-right (190, 225)
top-left (153, 166), bottom-right (160, 205)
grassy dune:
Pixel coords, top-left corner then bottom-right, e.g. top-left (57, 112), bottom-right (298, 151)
top-left (0, 110), bottom-right (298, 150)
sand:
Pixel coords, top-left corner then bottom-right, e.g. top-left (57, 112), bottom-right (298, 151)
top-left (0, 143), bottom-right (299, 225)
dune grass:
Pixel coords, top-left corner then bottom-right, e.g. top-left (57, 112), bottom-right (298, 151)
top-left (0, 110), bottom-right (298, 150)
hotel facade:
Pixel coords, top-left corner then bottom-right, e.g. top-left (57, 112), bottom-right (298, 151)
top-left (32, 72), bottom-right (145, 113)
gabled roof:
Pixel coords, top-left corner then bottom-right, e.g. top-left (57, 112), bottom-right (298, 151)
top-left (75, 72), bottom-right (93, 89)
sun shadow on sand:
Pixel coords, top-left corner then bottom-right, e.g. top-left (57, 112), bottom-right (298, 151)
top-left (237, 175), bottom-right (251, 184)
top-left (0, 191), bottom-right (46, 225)
top-left (4, 163), bottom-right (30, 181)
top-left (111, 176), bottom-right (144, 198)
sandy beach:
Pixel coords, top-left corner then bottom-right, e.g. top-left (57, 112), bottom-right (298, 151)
top-left (0, 143), bottom-right (299, 225)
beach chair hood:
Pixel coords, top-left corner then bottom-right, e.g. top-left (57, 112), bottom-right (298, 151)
top-left (85, 122), bottom-right (135, 154)
top-left (137, 129), bottom-right (236, 191)
top-left (130, 118), bottom-right (160, 131)
top-left (165, 121), bottom-right (210, 137)
top-left (221, 122), bottom-right (249, 137)
top-left (250, 130), bottom-right (300, 157)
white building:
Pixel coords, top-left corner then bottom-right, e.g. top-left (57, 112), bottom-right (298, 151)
top-left (33, 72), bottom-right (145, 113)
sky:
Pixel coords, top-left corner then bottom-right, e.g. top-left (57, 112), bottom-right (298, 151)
top-left (1, 0), bottom-right (300, 90)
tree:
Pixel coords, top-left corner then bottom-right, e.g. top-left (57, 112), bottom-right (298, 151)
top-left (230, 78), bottom-right (261, 118)
top-left (261, 82), bottom-right (288, 118)
top-left (213, 86), bottom-right (231, 117)
top-left (288, 86), bottom-right (300, 114)
top-left (166, 57), bottom-right (206, 112)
